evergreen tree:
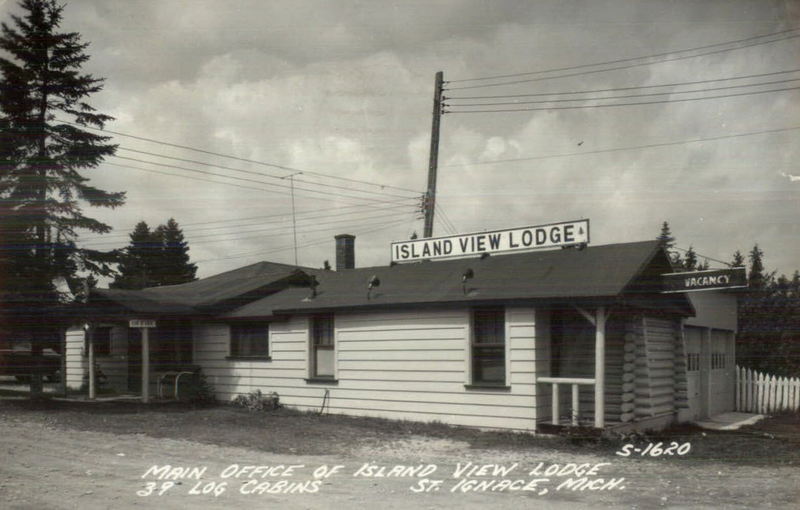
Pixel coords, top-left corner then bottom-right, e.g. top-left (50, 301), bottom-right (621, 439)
top-left (656, 221), bottom-right (682, 268)
top-left (656, 221), bottom-right (674, 250)
top-left (791, 271), bottom-right (800, 298)
top-left (154, 218), bottom-right (196, 286)
top-left (683, 246), bottom-right (698, 271)
top-left (0, 0), bottom-right (123, 396)
top-left (730, 250), bottom-right (745, 268)
top-left (112, 219), bottom-right (197, 289)
top-left (111, 221), bottom-right (158, 289)
top-left (747, 244), bottom-right (769, 290)
top-left (696, 259), bottom-right (710, 271)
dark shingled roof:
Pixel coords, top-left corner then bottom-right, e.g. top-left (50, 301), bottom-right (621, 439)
top-left (91, 240), bottom-right (687, 319)
top-left (91, 261), bottom-right (311, 315)
top-left (220, 240), bottom-right (669, 317)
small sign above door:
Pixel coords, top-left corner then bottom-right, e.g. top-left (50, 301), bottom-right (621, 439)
top-left (661, 267), bottom-right (747, 293)
top-left (129, 319), bottom-right (157, 328)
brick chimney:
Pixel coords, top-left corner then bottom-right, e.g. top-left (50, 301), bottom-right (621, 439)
top-left (334, 234), bottom-right (355, 270)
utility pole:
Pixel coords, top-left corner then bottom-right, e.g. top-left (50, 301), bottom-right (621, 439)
top-left (281, 171), bottom-right (302, 265)
top-left (423, 71), bottom-right (444, 238)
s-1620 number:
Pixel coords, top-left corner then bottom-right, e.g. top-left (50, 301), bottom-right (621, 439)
top-left (615, 442), bottom-right (691, 457)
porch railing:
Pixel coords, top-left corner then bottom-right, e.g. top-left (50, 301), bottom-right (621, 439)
top-left (537, 377), bottom-right (596, 426)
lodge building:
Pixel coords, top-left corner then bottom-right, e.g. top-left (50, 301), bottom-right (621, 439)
top-left (66, 233), bottom-right (738, 432)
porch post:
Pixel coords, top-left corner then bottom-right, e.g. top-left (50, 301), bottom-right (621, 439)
top-left (87, 324), bottom-right (96, 400)
top-left (594, 306), bottom-right (606, 428)
top-left (141, 327), bottom-right (150, 403)
top-left (60, 327), bottom-right (68, 398)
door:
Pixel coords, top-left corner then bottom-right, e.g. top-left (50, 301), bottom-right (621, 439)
top-left (708, 329), bottom-right (735, 416)
top-left (684, 326), bottom-right (706, 420)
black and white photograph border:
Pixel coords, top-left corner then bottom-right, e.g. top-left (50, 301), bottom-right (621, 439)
top-left (0, 1), bottom-right (798, 508)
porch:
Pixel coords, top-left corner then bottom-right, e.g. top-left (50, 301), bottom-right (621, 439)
top-left (67, 319), bottom-right (197, 402)
top-left (536, 305), bottom-right (688, 431)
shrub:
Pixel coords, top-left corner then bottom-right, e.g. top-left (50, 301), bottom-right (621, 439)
top-left (232, 390), bottom-right (280, 411)
top-left (185, 372), bottom-right (217, 406)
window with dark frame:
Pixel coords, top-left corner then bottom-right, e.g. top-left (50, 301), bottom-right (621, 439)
top-left (311, 314), bottom-right (334, 378)
top-left (471, 307), bottom-right (506, 385)
top-left (230, 323), bottom-right (269, 358)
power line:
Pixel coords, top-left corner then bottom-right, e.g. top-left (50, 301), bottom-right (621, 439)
top-left (183, 214), bottom-right (414, 246)
top-left (79, 202), bottom-right (416, 242)
top-left (117, 146), bottom-right (419, 200)
top-left (444, 84), bottom-right (800, 113)
top-left (108, 154), bottom-right (421, 205)
top-left (673, 246), bottom-right (733, 268)
top-left (447, 28), bottom-right (800, 83)
top-left (439, 126), bottom-right (800, 168)
top-left (81, 204), bottom-right (411, 242)
top-left (59, 119), bottom-right (422, 194)
top-left (435, 203), bottom-right (458, 234)
top-left (445, 68), bottom-right (800, 101)
top-left (446, 77), bottom-right (800, 107)
top-left (103, 161), bottom-right (419, 210)
top-left (445, 32), bottom-right (800, 91)
top-left (80, 209), bottom-right (414, 247)
top-left (194, 215), bottom-right (416, 264)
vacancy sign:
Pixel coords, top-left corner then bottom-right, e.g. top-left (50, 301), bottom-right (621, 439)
top-left (391, 219), bottom-right (590, 263)
top-left (661, 267), bottom-right (747, 293)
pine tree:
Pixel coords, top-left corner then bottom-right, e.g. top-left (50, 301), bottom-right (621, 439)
top-left (111, 221), bottom-right (158, 290)
top-left (683, 246), bottom-right (698, 271)
top-left (112, 219), bottom-right (197, 289)
top-left (730, 250), bottom-right (745, 268)
top-left (656, 221), bottom-right (682, 268)
top-left (791, 271), bottom-right (800, 299)
top-left (154, 218), bottom-right (196, 286)
top-left (748, 244), bottom-right (768, 290)
top-left (656, 221), bottom-right (674, 250)
top-left (0, 0), bottom-right (123, 396)
top-left (696, 259), bottom-right (710, 271)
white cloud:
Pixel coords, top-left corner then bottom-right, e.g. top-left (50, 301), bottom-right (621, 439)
top-left (2, 0), bottom-right (797, 277)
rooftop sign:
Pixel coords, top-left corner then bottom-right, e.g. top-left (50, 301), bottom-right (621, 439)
top-left (661, 267), bottom-right (747, 293)
top-left (391, 219), bottom-right (590, 263)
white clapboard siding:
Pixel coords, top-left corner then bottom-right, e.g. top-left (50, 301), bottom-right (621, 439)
top-left (65, 329), bottom-right (86, 390)
top-left (192, 307), bottom-right (539, 431)
top-left (736, 366), bottom-right (800, 413)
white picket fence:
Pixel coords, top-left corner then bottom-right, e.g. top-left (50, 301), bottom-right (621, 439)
top-left (736, 365), bottom-right (800, 414)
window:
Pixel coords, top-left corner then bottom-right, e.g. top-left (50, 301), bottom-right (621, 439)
top-left (471, 307), bottom-right (506, 385)
top-left (85, 327), bottom-right (111, 357)
top-left (230, 323), bottom-right (269, 358)
top-left (687, 353), bottom-right (701, 372)
top-left (711, 329), bottom-right (732, 370)
top-left (311, 314), bottom-right (334, 378)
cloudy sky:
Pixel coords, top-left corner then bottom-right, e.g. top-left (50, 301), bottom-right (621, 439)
top-left (3, 0), bottom-right (799, 279)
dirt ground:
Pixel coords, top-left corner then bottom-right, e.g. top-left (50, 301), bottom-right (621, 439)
top-left (0, 397), bottom-right (798, 509)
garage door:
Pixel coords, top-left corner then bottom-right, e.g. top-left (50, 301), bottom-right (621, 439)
top-left (684, 326), bottom-right (705, 420)
top-left (708, 329), bottom-right (735, 417)
top-left (683, 327), bottom-right (736, 420)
